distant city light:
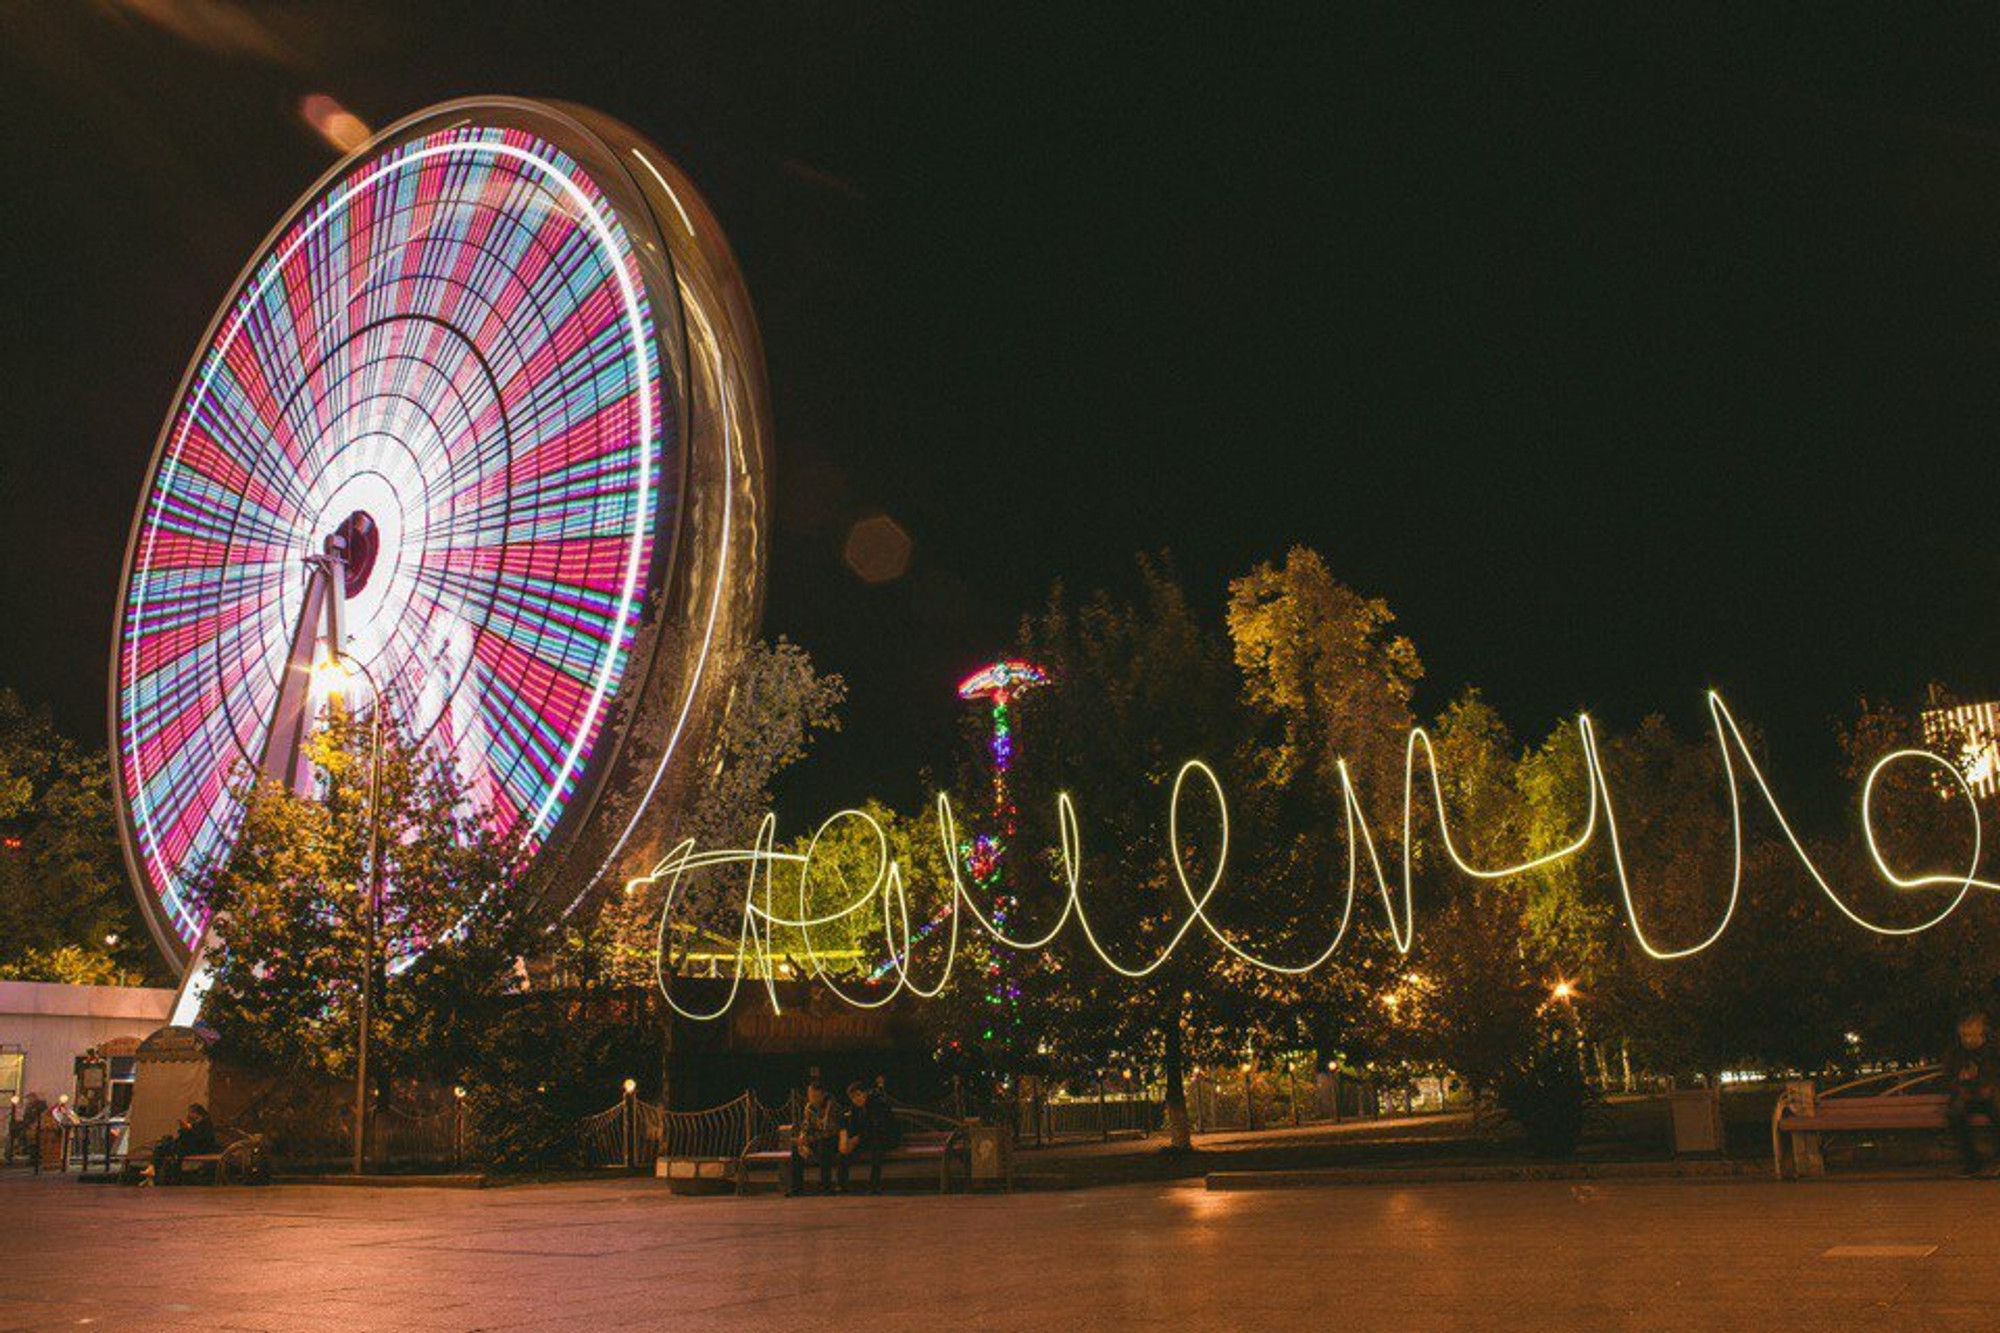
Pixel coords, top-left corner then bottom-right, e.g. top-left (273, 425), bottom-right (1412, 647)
top-left (1921, 699), bottom-right (2000, 798)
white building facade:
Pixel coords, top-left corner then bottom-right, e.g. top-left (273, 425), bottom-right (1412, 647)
top-left (0, 980), bottom-right (174, 1108)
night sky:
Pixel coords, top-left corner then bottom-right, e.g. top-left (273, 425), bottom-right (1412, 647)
top-left (7, 4), bottom-right (2000, 820)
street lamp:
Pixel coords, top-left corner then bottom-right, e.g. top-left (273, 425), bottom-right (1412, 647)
top-left (315, 652), bottom-right (389, 1177)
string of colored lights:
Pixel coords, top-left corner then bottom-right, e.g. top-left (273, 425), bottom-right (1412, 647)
top-left (639, 690), bottom-right (1994, 1020)
top-left (956, 660), bottom-right (1050, 1043)
top-left (865, 660), bottom-right (1051, 992)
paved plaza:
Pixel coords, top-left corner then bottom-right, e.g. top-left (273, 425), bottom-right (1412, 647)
top-left (3, 1172), bottom-right (1999, 1332)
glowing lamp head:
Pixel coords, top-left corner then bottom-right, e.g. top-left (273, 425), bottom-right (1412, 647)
top-left (1551, 979), bottom-right (1576, 1002)
top-left (622, 1078), bottom-right (637, 1095)
top-left (312, 656), bottom-right (359, 696)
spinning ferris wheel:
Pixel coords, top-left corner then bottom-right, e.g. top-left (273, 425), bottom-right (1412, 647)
top-left (108, 98), bottom-right (770, 1001)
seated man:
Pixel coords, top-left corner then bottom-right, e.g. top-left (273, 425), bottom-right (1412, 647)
top-left (838, 1079), bottom-right (901, 1195)
top-left (152, 1103), bottom-right (218, 1184)
top-left (786, 1082), bottom-right (840, 1196)
top-left (1946, 1011), bottom-right (1999, 1176)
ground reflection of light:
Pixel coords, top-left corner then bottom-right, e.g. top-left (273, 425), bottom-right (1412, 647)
top-left (1175, 1186), bottom-right (1241, 1221)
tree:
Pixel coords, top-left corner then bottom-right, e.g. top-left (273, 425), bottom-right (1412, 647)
top-left (194, 708), bottom-right (533, 1094)
top-left (1227, 548), bottom-right (1426, 1103)
top-left (1227, 547), bottom-right (1423, 808)
top-left (588, 637), bottom-right (846, 1109)
top-left (1390, 692), bottom-right (1550, 1100)
top-left (0, 688), bottom-right (153, 983)
top-left (1830, 692), bottom-right (2000, 1063)
top-left (1000, 555), bottom-right (1245, 1148)
top-left (598, 638), bottom-right (847, 985)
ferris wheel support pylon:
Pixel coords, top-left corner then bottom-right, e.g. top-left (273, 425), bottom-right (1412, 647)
top-left (258, 538), bottom-right (350, 798)
top-left (172, 532), bottom-right (358, 1027)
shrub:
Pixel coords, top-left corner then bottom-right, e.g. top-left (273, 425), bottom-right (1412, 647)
top-left (1495, 1029), bottom-right (1592, 1158)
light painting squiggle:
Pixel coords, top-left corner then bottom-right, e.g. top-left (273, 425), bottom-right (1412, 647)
top-left (636, 691), bottom-right (1990, 1020)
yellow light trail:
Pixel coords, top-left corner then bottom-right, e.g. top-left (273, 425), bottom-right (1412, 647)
top-left (632, 691), bottom-right (1987, 1020)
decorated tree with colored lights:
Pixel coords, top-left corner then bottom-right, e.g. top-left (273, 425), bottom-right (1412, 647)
top-left (943, 659), bottom-right (1052, 1068)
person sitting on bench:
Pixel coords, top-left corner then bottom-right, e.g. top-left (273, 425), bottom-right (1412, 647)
top-left (839, 1079), bottom-right (901, 1195)
top-left (786, 1082), bottom-right (841, 1196)
top-left (151, 1103), bottom-right (218, 1184)
top-left (1947, 1010), bottom-right (1999, 1176)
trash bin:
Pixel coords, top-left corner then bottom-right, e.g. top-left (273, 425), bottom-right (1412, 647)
top-left (1668, 1087), bottom-right (1724, 1155)
top-left (966, 1121), bottom-right (1013, 1188)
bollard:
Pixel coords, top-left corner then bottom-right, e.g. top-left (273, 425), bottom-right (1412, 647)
top-left (621, 1079), bottom-right (637, 1171)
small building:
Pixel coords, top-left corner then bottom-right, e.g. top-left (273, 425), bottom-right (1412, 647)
top-left (1922, 697), bottom-right (2000, 798)
top-left (0, 980), bottom-right (175, 1108)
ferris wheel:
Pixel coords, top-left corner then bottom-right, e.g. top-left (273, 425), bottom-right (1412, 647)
top-left (108, 98), bottom-right (770, 993)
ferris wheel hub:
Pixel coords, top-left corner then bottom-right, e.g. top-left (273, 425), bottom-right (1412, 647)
top-left (331, 511), bottom-right (380, 598)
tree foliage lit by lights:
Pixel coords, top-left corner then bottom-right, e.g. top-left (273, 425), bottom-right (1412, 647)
top-left (596, 637), bottom-right (847, 985)
top-left (192, 710), bottom-right (533, 1093)
top-left (0, 688), bottom-right (152, 985)
top-left (997, 554), bottom-right (1244, 1148)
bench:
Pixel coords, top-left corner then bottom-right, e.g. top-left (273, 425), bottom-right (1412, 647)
top-left (1772, 1068), bottom-right (1986, 1179)
top-left (147, 1131), bottom-right (268, 1186)
top-left (738, 1110), bottom-right (968, 1195)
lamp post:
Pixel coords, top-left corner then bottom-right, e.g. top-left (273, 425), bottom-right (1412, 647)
top-left (317, 652), bottom-right (388, 1177)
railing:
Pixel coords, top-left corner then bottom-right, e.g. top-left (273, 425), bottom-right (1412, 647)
top-left (581, 1089), bottom-right (815, 1171)
top-left (1042, 1095), bottom-right (1163, 1140)
top-left (580, 1090), bottom-right (769, 1169)
top-left (371, 1101), bottom-right (464, 1169)
top-left (63, 1117), bottom-right (127, 1174)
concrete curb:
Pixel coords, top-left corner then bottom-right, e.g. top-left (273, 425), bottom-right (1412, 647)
top-left (1205, 1159), bottom-right (1767, 1189)
top-left (271, 1173), bottom-right (489, 1189)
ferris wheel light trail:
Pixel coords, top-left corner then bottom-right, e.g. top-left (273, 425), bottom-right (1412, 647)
top-left (637, 691), bottom-right (1994, 1020)
top-left (111, 100), bottom-right (771, 984)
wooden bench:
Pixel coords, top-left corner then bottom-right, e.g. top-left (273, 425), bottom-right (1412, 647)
top-left (1772, 1068), bottom-right (1986, 1179)
top-left (738, 1111), bottom-right (968, 1195)
top-left (149, 1131), bottom-right (267, 1185)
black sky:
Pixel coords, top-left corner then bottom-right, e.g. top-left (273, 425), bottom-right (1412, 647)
top-left (6, 3), bottom-right (2000, 819)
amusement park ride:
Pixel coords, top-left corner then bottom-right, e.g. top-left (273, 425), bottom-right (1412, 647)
top-left (107, 99), bottom-right (772, 1021)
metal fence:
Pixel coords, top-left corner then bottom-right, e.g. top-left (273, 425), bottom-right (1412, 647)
top-left (580, 1090), bottom-right (805, 1169)
top-left (1185, 1068), bottom-right (1383, 1132)
top-left (1039, 1095), bottom-right (1164, 1141)
top-left (371, 1101), bottom-right (464, 1169)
